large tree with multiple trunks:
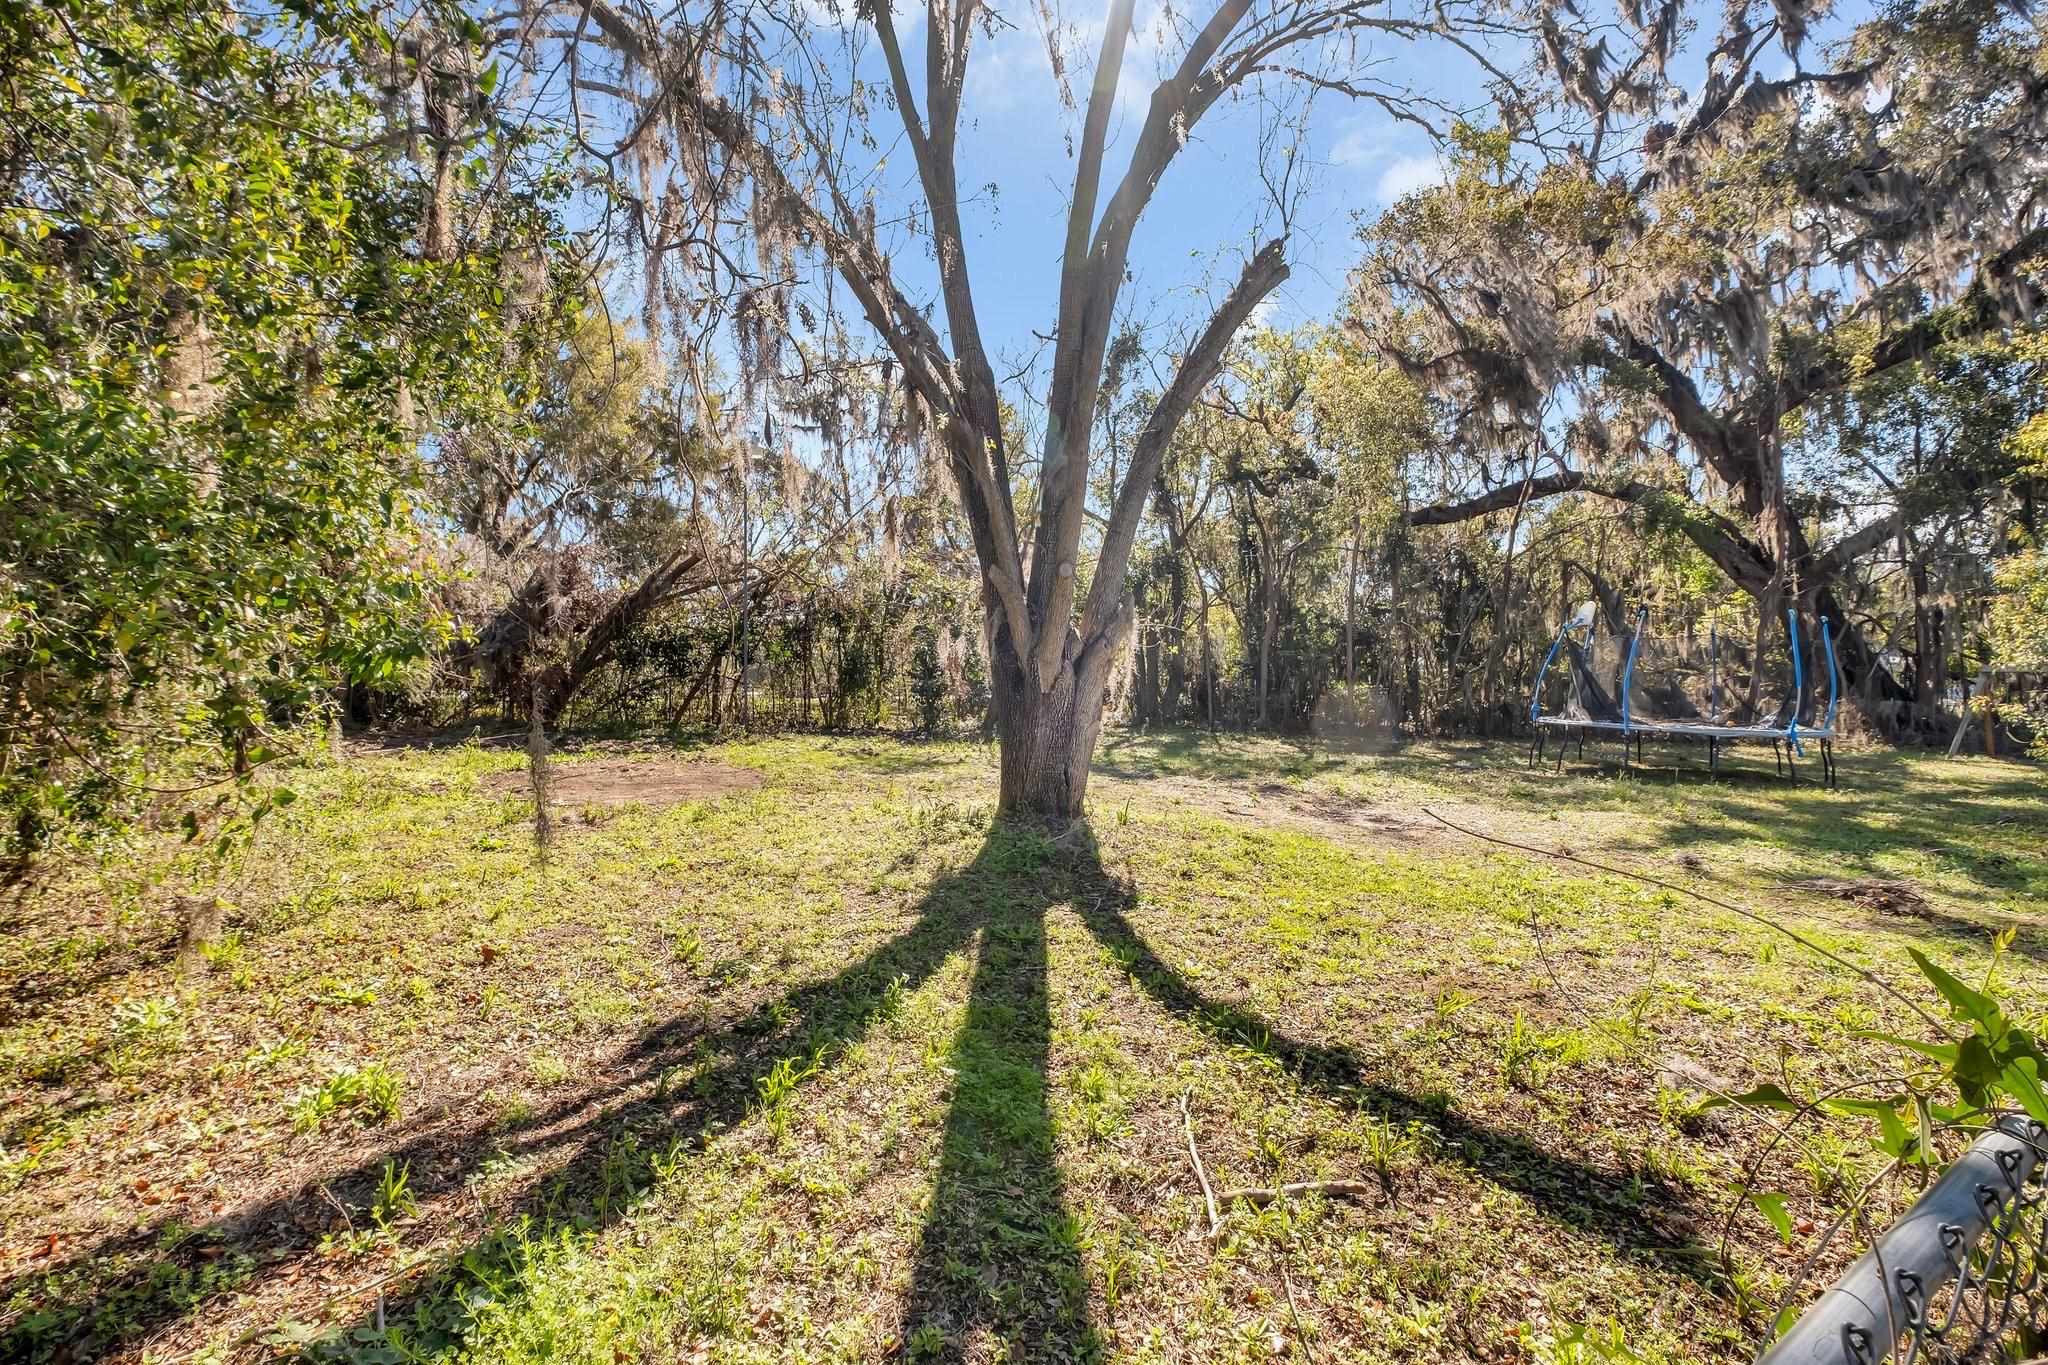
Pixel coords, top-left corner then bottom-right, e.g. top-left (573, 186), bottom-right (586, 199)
top-left (478, 0), bottom-right (1652, 814)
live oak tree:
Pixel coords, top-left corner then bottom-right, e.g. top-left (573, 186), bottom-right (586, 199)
top-left (489, 0), bottom-right (1615, 816)
top-left (1349, 0), bottom-right (2048, 708)
top-left (1804, 339), bottom-right (2047, 727)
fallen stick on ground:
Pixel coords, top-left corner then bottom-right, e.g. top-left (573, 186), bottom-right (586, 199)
top-left (1281, 1253), bottom-right (1319, 1364)
top-left (1212, 1179), bottom-right (1379, 1208)
top-left (1180, 1091), bottom-right (1221, 1239)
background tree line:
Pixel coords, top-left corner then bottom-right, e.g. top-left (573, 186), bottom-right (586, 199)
top-left (6, 0), bottom-right (2046, 871)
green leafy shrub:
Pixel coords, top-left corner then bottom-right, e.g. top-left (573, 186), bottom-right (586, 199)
top-left (0, 0), bottom-right (568, 871)
top-left (910, 623), bottom-right (947, 736)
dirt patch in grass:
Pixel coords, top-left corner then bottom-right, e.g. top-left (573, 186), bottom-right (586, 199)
top-left (1133, 773), bottom-right (1454, 849)
top-left (1794, 876), bottom-right (1933, 916)
top-left (482, 759), bottom-right (763, 808)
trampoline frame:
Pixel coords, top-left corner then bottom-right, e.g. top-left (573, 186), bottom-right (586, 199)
top-left (1526, 607), bottom-right (1843, 789)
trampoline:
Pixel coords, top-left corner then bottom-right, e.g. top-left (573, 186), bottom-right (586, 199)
top-left (1526, 603), bottom-right (1842, 788)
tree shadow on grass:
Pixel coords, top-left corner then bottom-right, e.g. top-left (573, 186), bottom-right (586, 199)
top-left (3, 820), bottom-right (1714, 1362)
top-left (1072, 887), bottom-right (1721, 1285)
top-left (0, 824), bottom-right (1096, 1362)
top-left (892, 854), bottom-right (1097, 1363)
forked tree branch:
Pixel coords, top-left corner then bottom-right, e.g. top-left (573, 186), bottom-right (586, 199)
top-left (1079, 237), bottom-right (1291, 653)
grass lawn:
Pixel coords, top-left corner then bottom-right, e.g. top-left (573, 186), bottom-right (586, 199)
top-left (1, 732), bottom-right (2042, 1364)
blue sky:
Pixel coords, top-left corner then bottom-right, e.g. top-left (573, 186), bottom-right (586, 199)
top-left (785, 0), bottom-right (1496, 391)
top-left (776, 0), bottom-right (1863, 407)
top-left (546, 0), bottom-right (1866, 448)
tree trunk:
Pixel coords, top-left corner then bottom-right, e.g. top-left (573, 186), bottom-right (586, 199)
top-left (1932, 604), bottom-right (1948, 705)
top-left (1257, 594), bottom-right (1277, 730)
top-left (1197, 579), bottom-right (1216, 729)
top-left (1138, 624), bottom-right (1161, 726)
top-left (1480, 470), bottom-right (1538, 735)
top-left (989, 625), bottom-right (1112, 818)
top-left (1165, 558), bottom-right (1188, 721)
top-left (1345, 513), bottom-right (1360, 690)
top-left (1911, 553), bottom-right (1936, 713)
top-left (1251, 507), bottom-right (1279, 730)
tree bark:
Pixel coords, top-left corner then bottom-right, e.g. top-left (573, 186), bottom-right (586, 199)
top-left (987, 614), bottom-right (1127, 818)
top-left (1255, 512), bottom-right (1278, 729)
top-left (994, 662), bottom-right (1084, 815)
top-left (1197, 574), bottom-right (1217, 729)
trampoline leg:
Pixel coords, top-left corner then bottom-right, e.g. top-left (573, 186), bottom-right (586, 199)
top-left (1576, 729), bottom-right (1586, 760)
top-left (1709, 737), bottom-right (1718, 777)
top-left (1772, 741), bottom-right (1783, 777)
top-left (1787, 747), bottom-right (1798, 785)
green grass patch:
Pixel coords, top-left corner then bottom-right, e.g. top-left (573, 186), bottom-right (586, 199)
top-left (0, 733), bottom-right (2039, 1362)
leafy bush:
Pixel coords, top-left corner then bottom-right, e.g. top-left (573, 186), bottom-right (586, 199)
top-left (1987, 546), bottom-right (2048, 756)
top-left (910, 623), bottom-right (947, 735)
top-left (0, 0), bottom-right (564, 870)
top-left (1717, 938), bottom-right (2046, 1237)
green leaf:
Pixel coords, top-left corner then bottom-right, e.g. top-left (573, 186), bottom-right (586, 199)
top-left (1874, 1105), bottom-right (1909, 1158)
top-left (1854, 1030), bottom-right (1961, 1066)
top-left (1742, 1188), bottom-right (1795, 1244)
top-left (1703, 1083), bottom-right (1801, 1112)
top-left (1821, 1098), bottom-right (1916, 1159)
top-left (1907, 948), bottom-right (1999, 1032)
top-left (1956, 1035), bottom-right (2004, 1105)
top-left (1914, 1093), bottom-right (1938, 1165)
top-left (1998, 1053), bottom-right (2048, 1125)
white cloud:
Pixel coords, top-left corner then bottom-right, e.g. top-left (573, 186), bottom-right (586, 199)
top-left (1328, 112), bottom-right (1448, 204)
top-left (1374, 153), bottom-right (1446, 203)
top-left (1329, 120), bottom-right (1391, 171)
top-left (797, 0), bottom-right (857, 29)
top-left (964, 28), bottom-right (1043, 114)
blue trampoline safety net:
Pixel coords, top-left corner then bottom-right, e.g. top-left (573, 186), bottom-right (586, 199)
top-left (1529, 605), bottom-right (1841, 743)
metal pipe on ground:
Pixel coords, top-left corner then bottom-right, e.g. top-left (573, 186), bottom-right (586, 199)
top-left (1759, 1116), bottom-right (2046, 1365)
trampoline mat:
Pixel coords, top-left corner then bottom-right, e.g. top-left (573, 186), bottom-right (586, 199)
top-left (1533, 717), bottom-right (1835, 741)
